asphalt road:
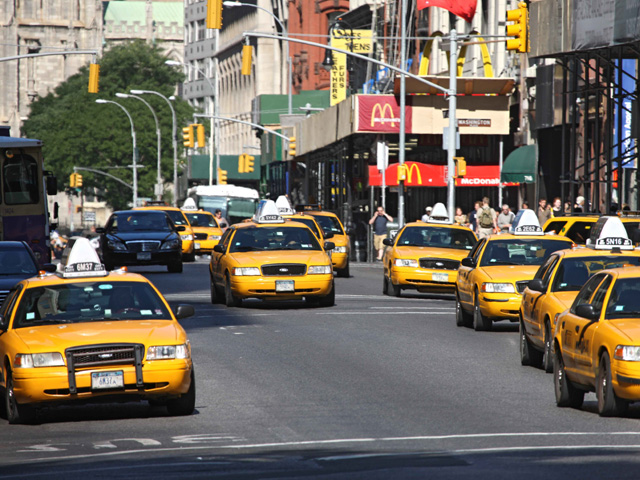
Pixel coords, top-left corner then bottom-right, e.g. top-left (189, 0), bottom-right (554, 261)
top-left (3, 258), bottom-right (640, 479)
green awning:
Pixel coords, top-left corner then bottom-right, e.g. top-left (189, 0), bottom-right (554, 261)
top-left (501, 144), bottom-right (537, 183)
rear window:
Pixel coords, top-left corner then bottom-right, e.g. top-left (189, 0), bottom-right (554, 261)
top-left (544, 220), bottom-right (567, 235)
top-left (565, 221), bottom-right (595, 244)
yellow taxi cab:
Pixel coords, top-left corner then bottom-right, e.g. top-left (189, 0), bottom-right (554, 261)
top-left (209, 200), bottom-right (335, 307)
top-left (553, 265), bottom-right (640, 416)
top-left (544, 213), bottom-right (640, 245)
top-left (520, 216), bottom-right (640, 372)
top-left (300, 205), bottom-right (351, 278)
top-left (382, 203), bottom-right (477, 296)
top-left (0, 238), bottom-right (195, 424)
top-left (275, 196), bottom-right (325, 242)
top-left (456, 209), bottom-right (574, 331)
top-left (134, 202), bottom-right (196, 261)
top-left (181, 198), bottom-right (223, 255)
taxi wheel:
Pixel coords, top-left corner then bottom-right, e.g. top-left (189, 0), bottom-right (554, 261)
top-left (455, 293), bottom-right (472, 328)
top-left (597, 353), bottom-right (628, 417)
top-left (473, 293), bottom-right (491, 331)
top-left (337, 260), bottom-right (350, 278)
top-left (5, 368), bottom-right (36, 425)
top-left (166, 370), bottom-right (196, 416)
top-left (519, 319), bottom-right (542, 367)
top-left (542, 321), bottom-right (554, 373)
top-left (318, 282), bottom-right (336, 307)
top-left (553, 348), bottom-right (584, 408)
top-left (210, 280), bottom-right (223, 304)
top-left (184, 252), bottom-right (196, 263)
top-left (225, 275), bottom-right (242, 307)
top-left (383, 275), bottom-right (389, 295)
top-left (390, 278), bottom-right (401, 297)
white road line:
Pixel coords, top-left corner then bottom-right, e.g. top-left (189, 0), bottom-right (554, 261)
top-left (315, 311), bottom-right (452, 315)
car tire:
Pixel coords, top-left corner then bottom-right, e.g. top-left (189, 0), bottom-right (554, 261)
top-left (553, 347), bottom-right (584, 408)
top-left (318, 282), bottom-right (335, 307)
top-left (210, 278), bottom-right (222, 304)
top-left (166, 370), bottom-right (196, 416)
top-left (519, 318), bottom-right (542, 367)
top-left (383, 275), bottom-right (389, 295)
top-left (455, 292), bottom-right (473, 327)
top-left (184, 251), bottom-right (196, 263)
top-left (391, 278), bottom-right (401, 297)
top-left (337, 259), bottom-right (350, 278)
top-left (168, 259), bottom-right (183, 273)
top-left (225, 274), bottom-right (241, 307)
top-left (542, 321), bottom-right (553, 373)
top-left (473, 293), bottom-right (492, 331)
top-left (5, 368), bottom-right (36, 425)
top-left (597, 352), bottom-right (628, 417)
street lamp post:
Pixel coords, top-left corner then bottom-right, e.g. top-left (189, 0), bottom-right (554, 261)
top-left (95, 99), bottom-right (138, 207)
top-left (116, 92), bottom-right (163, 200)
top-left (130, 89), bottom-right (178, 206)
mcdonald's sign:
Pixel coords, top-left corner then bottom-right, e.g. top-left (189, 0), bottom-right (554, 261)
top-left (357, 95), bottom-right (412, 133)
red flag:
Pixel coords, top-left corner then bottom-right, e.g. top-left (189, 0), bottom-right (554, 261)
top-left (417, 0), bottom-right (477, 23)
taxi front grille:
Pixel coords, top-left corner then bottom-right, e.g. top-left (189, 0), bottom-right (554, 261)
top-left (261, 264), bottom-right (307, 276)
top-left (0, 289), bottom-right (10, 306)
top-left (194, 233), bottom-right (208, 240)
top-left (516, 281), bottom-right (529, 294)
top-left (126, 241), bottom-right (160, 252)
top-left (419, 258), bottom-right (460, 270)
top-left (65, 343), bottom-right (144, 395)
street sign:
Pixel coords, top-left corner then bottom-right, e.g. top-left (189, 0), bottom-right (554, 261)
top-left (84, 211), bottom-right (96, 223)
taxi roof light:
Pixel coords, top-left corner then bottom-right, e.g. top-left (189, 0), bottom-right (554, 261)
top-left (181, 198), bottom-right (198, 211)
top-left (427, 202), bottom-right (452, 224)
top-left (509, 209), bottom-right (543, 235)
top-left (253, 199), bottom-right (285, 224)
top-left (59, 237), bottom-right (108, 278)
top-left (275, 195), bottom-right (295, 215)
top-left (587, 216), bottom-right (634, 250)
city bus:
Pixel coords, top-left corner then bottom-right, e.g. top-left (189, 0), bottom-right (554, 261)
top-left (186, 185), bottom-right (260, 227)
top-left (0, 128), bottom-right (58, 264)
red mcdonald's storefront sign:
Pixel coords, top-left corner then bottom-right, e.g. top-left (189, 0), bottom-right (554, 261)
top-left (357, 95), bottom-right (412, 133)
top-left (368, 163), bottom-right (518, 187)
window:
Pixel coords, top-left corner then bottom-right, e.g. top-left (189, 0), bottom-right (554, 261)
top-left (571, 274), bottom-right (606, 314)
top-left (479, 239), bottom-right (572, 267)
top-left (229, 226), bottom-right (321, 253)
top-left (533, 255), bottom-right (558, 281)
top-left (3, 153), bottom-right (39, 205)
top-left (543, 220), bottom-right (567, 234)
top-left (590, 275), bottom-right (612, 316)
top-left (605, 278), bottom-right (640, 319)
top-left (396, 226), bottom-right (477, 250)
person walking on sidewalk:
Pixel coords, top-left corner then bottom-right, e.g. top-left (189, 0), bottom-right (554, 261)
top-left (369, 206), bottom-right (393, 261)
top-left (477, 197), bottom-right (497, 239)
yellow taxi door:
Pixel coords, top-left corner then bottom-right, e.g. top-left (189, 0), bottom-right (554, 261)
top-left (212, 229), bottom-right (233, 286)
top-left (458, 238), bottom-right (486, 307)
top-left (522, 256), bottom-right (559, 341)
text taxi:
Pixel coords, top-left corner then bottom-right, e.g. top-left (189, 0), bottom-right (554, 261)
top-left (553, 266), bottom-right (640, 416)
top-left (0, 238), bottom-right (195, 424)
top-left (299, 205), bottom-right (351, 278)
top-left (520, 216), bottom-right (640, 372)
top-left (456, 209), bottom-right (574, 331)
top-left (382, 203), bottom-right (477, 296)
top-left (181, 198), bottom-right (223, 255)
top-left (209, 200), bottom-right (335, 307)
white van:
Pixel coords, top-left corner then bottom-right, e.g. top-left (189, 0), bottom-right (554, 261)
top-left (186, 185), bottom-right (260, 227)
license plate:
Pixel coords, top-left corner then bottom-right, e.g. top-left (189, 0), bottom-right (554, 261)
top-left (194, 242), bottom-right (201, 249)
top-left (432, 273), bottom-right (449, 283)
top-left (137, 252), bottom-right (151, 260)
top-left (91, 371), bottom-right (124, 390)
top-left (276, 280), bottom-right (295, 292)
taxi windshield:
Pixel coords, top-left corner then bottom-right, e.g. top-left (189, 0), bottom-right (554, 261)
top-left (313, 215), bottom-right (345, 235)
top-left (552, 256), bottom-right (640, 292)
top-left (112, 212), bottom-right (171, 232)
top-left (186, 212), bottom-right (218, 228)
top-left (292, 218), bottom-right (322, 238)
top-left (165, 210), bottom-right (189, 226)
top-left (396, 226), bottom-right (476, 250)
top-left (12, 281), bottom-right (172, 328)
top-left (480, 239), bottom-right (571, 267)
top-left (229, 226), bottom-right (322, 252)
top-left (605, 278), bottom-right (640, 319)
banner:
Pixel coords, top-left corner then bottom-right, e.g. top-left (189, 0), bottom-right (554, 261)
top-left (416, 0), bottom-right (477, 23)
top-left (369, 163), bottom-right (519, 187)
top-left (357, 95), bottom-right (412, 133)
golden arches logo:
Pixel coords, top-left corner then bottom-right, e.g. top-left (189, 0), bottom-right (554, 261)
top-left (371, 103), bottom-right (398, 128)
top-left (406, 163), bottom-right (423, 185)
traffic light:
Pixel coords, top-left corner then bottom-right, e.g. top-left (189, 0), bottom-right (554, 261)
top-left (206, 0), bottom-right (223, 29)
top-left (70, 173), bottom-right (76, 188)
top-left (245, 155), bottom-right (255, 173)
top-left (238, 154), bottom-right (247, 173)
top-left (506, 2), bottom-right (529, 53)
top-left (454, 157), bottom-right (466, 177)
top-left (241, 44), bottom-right (253, 76)
top-left (218, 168), bottom-right (228, 185)
top-left (75, 173), bottom-right (83, 187)
top-left (182, 125), bottom-right (194, 148)
top-left (195, 124), bottom-right (206, 148)
top-left (288, 136), bottom-right (296, 156)
top-left (88, 63), bottom-right (100, 93)
top-left (397, 164), bottom-right (407, 181)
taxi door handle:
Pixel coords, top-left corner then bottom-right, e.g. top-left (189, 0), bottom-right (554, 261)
top-left (562, 321), bottom-right (565, 328)
top-left (575, 326), bottom-right (580, 333)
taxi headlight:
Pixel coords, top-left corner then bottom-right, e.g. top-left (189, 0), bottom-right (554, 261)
top-left (14, 352), bottom-right (65, 368)
top-left (308, 265), bottom-right (332, 274)
top-left (614, 345), bottom-right (640, 361)
top-left (107, 239), bottom-right (127, 251)
top-left (482, 282), bottom-right (516, 293)
top-left (161, 239), bottom-right (181, 250)
top-left (395, 259), bottom-right (418, 267)
top-left (233, 267), bottom-right (261, 276)
top-left (333, 246), bottom-right (347, 253)
top-left (146, 343), bottom-right (190, 360)
top-left (209, 235), bottom-right (222, 241)
top-left (181, 234), bottom-right (193, 241)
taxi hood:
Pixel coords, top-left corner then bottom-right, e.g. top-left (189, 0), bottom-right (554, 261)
top-left (482, 264), bottom-right (539, 281)
top-left (609, 321), bottom-right (640, 343)
top-left (394, 245), bottom-right (470, 260)
top-left (13, 320), bottom-right (181, 352)
top-left (230, 250), bottom-right (329, 266)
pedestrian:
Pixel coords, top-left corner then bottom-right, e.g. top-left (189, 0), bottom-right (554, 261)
top-left (369, 206), bottom-right (393, 261)
top-left (421, 206), bottom-right (432, 222)
top-left (454, 207), bottom-right (468, 226)
top-left (537, 198), bottom-right (552, 226)
top-left (468, 201), bottom-right (481, 232)
top-left (551, 197), bottom-right (563, 217)
top-left (497, 204), bottom-right (515, 232)
top-left (214, 209), bottom-right (229, 232)
top-left (477, 197), bottom-right (497, 239)
top-left (574, 196), bottom-right (585, 213)
top-left (522, 201), bottom-right (529, 210)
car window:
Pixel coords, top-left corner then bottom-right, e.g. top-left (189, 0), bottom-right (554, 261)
top-left (111, 212), bottom-right (171, 232)
top-left (164, 210), bottom-right (189, 226)
top-left (551, 255), bottom-right (640, 292)
top-left (590, 275), bottom-right (613, 316)
top-left (533, 254), bottom-right (558, 281)
top-left (186, 212), bottom-right (218, 228)
top-left (469, 238), bottom-right (486, 263)
top-left (0, 286), bottom-right (22, 323)
top-left (395, 226), bottom-right (476, 251)
top-left (11, 281), bottom-right (172, 328)
top-left (570, 274), bottom-right (607, 314)
top-left (220, 228), bottom-right (233, 248)
top-left (541, 256), bottom-right (560, 286)
top-left (605, 278), bottom-right (640, 319)
top-left (565, 221), bottom-right (594, 244)
top-left (544, 220), bottom-right (567, 234)
top-left (312, 215), bottom-right (345, 235)
top-left (0, 247), bottom-right (38, 275)
top-left (293, 218), bottom-right (323, 239)
top-left (229, 226), bottom-right (321, 252)
top-left (479, 239), bottom-right (572, 267)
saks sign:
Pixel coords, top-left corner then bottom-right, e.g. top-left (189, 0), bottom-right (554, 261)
top-left (357, 95), bottom-right (412, 133)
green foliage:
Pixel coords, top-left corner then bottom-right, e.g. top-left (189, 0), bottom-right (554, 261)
top-left (22, 40), bottom-right (196, 210)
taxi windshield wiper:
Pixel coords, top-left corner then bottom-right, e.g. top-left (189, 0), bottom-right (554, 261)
top-left (234, 246), bottom-right (262, 252)
top-left (400, 243), bottom-right (425, 247)
top-left (29, 317), bottom-right (73, 325)
top-left (489, 261), bottom-right (519, 265)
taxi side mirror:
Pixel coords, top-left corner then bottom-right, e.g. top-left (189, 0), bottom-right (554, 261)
top-left (461, 257), bottom-right (476, 268)
top-left (42, 263), bottom-right (57, 273)
top-left (528, 279), bottom-right (546, 293)
top-left (575, 304), bottom-right (599, 321)
top-left (95, 227), bottom-right (105, 234)
top-left (173, 304), bottom-right (195, 320)
top-left (0, 314), bottom-right (6, 331)
top-left (324, 241), bottom-right (335, 251)
top-left (176, 225), bottom-right (186, 232)
top-left (382, 238), bottom-right (393, 246)
top-left (213, 244), bottom-right (226, 254)
top-left (324, 232), bottom-right (334, 239)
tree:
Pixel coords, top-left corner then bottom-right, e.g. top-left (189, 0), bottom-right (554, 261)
top-left (22, 40), bottom-right (195, 210)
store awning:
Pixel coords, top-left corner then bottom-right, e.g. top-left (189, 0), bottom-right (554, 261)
top-left (368, 163), bottom-right (519, 187)
top-left (500, 145), bottom-right (537, 183)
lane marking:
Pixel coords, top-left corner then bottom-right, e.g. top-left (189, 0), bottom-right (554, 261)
top-left (314, 312), bottom-right (452, 315)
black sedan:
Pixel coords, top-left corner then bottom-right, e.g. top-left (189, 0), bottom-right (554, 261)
top-left (0, 241), bottom-right (56, 305)
top-left (97, 210), bottom-right (184, 273)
